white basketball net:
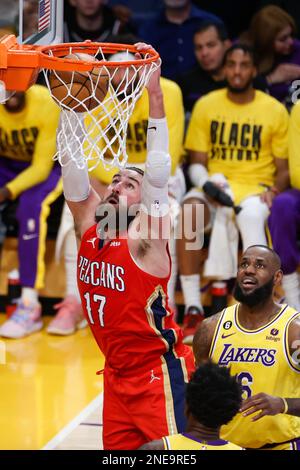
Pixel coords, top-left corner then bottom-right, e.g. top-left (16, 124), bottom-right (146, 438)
top-left (42, 45), bottom-right (159, 171)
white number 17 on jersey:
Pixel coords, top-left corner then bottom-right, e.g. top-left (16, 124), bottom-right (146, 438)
top-left (83, 292), bottom-right (106, 327)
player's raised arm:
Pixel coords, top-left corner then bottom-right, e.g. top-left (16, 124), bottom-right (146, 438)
top-left (135, 43), bottom-right (171, 243)
top-left (59, 111), bottom-right (101, 240)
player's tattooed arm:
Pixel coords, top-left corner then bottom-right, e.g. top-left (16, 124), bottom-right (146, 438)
top-left (193, 312), bottom-right (222, 366)
top-left (241, 316), bottom-right (300, 420)
top-left (288, 316), bottom-right (300, 367)
top-left (282, 399), bottom-right (300, 417)
top-left (282, 316), bottom-right (300, 418)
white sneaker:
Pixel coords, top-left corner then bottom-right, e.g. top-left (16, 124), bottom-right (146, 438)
top-left (0, 300), bottom-right (43, 339)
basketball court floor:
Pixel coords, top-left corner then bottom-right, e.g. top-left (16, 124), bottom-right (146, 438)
top-left (0, 314), bottom-right (104, 450)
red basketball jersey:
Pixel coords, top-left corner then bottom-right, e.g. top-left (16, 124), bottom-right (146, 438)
top-left (77, 225), bottom-right (190, 373)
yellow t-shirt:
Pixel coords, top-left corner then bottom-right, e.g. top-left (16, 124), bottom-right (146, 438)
top-left (210, 304), bottom-right (300, 449)
top-left (185, 89), bottom-right (289, 204)
top-left (162, 433), bottom-right (242, 450)
top-left (0, 85), bottom-right (60, 199)
top-left (288, 101), bottom-right (300, 190)
top-left (86, 77), bottom-right (184, 183)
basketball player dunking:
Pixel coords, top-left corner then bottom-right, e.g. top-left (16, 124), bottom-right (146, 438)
top-left (58, 43), bottom-right (194, 450)
top-left (194, 245), bottom-right (300, 450)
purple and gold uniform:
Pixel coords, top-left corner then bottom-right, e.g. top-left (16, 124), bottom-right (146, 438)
top-left (0, 85), bottom-right (61, 288)
top-left (210, 304), bottom-right (300, 450)
top-left (162, 433), bottom-right (242, 450)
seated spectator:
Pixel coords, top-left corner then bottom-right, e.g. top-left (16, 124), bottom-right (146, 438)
top-left (139, 361), bottom-right (243, 450)
top-left (177, 44), bottom-right (289, 344)
top-left (106, 0), bottom-right (164, 24)
top-left (259, 0), bottom-right (300, 38)
top-left (64, 0), bottom-right (129, 43)
top-left (137, 0), bottom-right (223, 80)
top-left (241, 5), bottom-right (300, 108)
top-left (177, 21), bottom-right (231, 113)
top-left (0, 87), bottom-right (62, 339)
top-left (177, 21), bottom-right (268, 113)
top-left (268, 101), bottom-right (300, 310)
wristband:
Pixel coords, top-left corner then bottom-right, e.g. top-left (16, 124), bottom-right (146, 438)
top-left (281, 398), bottom-right (289, 414)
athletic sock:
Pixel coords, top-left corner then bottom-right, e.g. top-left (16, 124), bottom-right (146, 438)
top-left (282, 272), bottom-right (300, 310)
top-left (21, 287), bottom-right (39, 305)
top-left (180, 274), bottom-right (203, 313)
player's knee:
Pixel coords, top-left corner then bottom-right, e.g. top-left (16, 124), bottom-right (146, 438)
top-left (238, 199), bottom-right (268, 225)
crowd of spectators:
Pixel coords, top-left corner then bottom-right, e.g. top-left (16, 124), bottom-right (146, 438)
top-left (1, 1), bottom-right (300, 342)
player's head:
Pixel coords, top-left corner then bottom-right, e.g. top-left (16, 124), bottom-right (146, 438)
top-left (233, 245), bottom-right (283, 307)
top-left (3, 92), bottom-right (26, 113)
top-left (223, 44), bottom-right (257, 94)
top-left (186, 361), bottom-right (242, 429)
top-left (95, 168), bottom-right (144, 236)
top-left (104, 167), bottom-right (144, 206)
top-left (193, 21), bottom-right (230, 73)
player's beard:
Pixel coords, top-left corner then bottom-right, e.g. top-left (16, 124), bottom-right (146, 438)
top-left (227, 77), bottom-right (253, 94)
top-left (233, 276), bottom-right (275, 307)
top-left (95, 202), bottom-right (138, 239)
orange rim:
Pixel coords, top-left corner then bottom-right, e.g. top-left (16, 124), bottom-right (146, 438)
top-left (39, 41), bottom-right (160, 69)
top-left (0, 35), bottom-right (160, 91)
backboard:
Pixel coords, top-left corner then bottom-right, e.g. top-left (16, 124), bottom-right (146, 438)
top-left (17, 0), bottom-right (63, 45)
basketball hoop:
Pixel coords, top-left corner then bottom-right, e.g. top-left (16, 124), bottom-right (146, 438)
top-left (0, 34), bottom-right (160, 170)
